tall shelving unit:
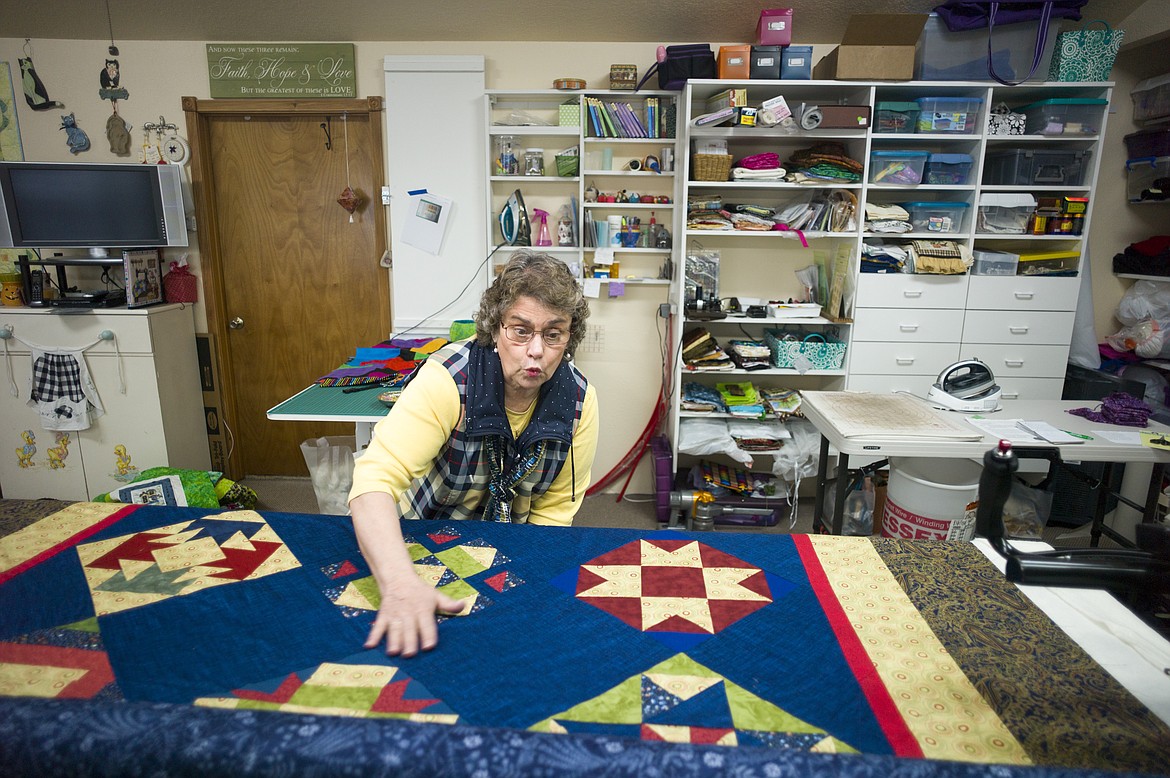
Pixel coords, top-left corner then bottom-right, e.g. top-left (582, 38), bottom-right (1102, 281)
top-left (669, 78), bottom-right (1112, 475)
top-left (483, 90), bottom-right (682, 289)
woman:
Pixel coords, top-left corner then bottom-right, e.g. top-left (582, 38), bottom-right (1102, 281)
top-left (349, 251), bottom-right (598, 657)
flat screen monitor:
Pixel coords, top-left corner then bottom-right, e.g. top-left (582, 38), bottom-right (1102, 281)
top-left (0, 161), bottom-right (188, 248)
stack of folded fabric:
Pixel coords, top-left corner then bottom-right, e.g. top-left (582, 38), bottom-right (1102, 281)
top-left (786, 142), bottom-right (863, 183)
top-left (728, 339), bottom-right (771, 369)
top-left (1112, 235), bottom-right (1170, 277)
top-left (680, 382), bottom-right (729, 413)
top-left (682, 328), bottom-right (733, 371)
top-left (864, 202), bottom-right (912, 234)
top-left (716, 381), bottom-right (767, 418)
top-left (728, 419), bottom-right (791, 452)
top-left (732, 152), bottom-right (786, 182)
top-left (907, 240), bottom-right (972, 274)
top-left (861, 242), bottom-right (909, 273)
top-left (760, 387), bottom-right (803, 418)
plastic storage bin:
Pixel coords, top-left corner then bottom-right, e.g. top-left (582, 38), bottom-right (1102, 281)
top-left (901, 201), bottom-right (969, 233)
top-left (1132, 74), bottom-right (1170, 123)
top-left (977, 193), bottom-right (1036, 234)
top-left (972, 249), bottom-right (1019, 276)
top-left (915, 12), bottom-right (1057, 82)
top-left (924, 153), bottom-right (973, 185)
top-left (915, 97), bottom-right (982, 134)
top-left (781, 45), bottom-right (814, 79)
top-left (1018, 249), bottom-right (1080, 276)
top-left (1126, 157), bottom-right (1170, 203)
top-left (875, 102), bottom-right (920, 134)
top-left (983, 148), bottom-right (1090, 186)
top-left (1017, 98), bottom-right (1108, 136)
top-left (1123, 127), bottom-right (1170, 160)
top-left (869, 150), bottom-right (929, 185)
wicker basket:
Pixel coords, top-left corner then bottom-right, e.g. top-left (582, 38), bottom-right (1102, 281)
top-left (692, 153), bottom-right (733, 182)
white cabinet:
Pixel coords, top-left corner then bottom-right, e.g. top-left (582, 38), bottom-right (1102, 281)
top-left (0, 304), bottom-right (210, 500)
top-left (669, 79), bottom-right (1111, 469)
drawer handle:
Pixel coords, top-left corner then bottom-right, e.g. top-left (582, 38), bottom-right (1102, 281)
top-left (903, 290), bottom-right (923, 298)
top-left (1009, 326), bottom-right (1029, 334)
top-left (1013, 292), bottom-right (1035, 300)
top-left (1004, 359), bottom-right (1025, 367)
top-left (899, 324), bottom-right (919, 332)
top-left (895, 357), bottom-right (915, 365)
top-left (1002, 391), bottom-right (1020, 399)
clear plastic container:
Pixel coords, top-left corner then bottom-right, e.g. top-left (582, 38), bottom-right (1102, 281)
top-left (977, 193), bottom-right (1037, 234)
top-left (869, 150), bottom-right (929, 185)
top-left (875, 102), bottom-right (921, 134)
top-left (1126, 157), bottom-right (1170, 203)
top-left (924, 153), bottom-right (973, 185)
top-left (972, 249), bottom-right (1020, 276)
top-left (524, 148), bottom-right (545, 176)
top-left (1017, 249), bottom-right (1080, 276)
top-left (1016, 98), bottom-right (1108, 136)
top-left (915, 97), bottom-right (982, 134)
top-left (1123, 128), bottom-right (1170, 159)
top-left (983, 149), bottom-right (1090, 186)
top-left (901, 201), bottom-right (969, 233)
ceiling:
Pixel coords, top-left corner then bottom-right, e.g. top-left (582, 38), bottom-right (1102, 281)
top-left (0, 0), bottom-right (1151, 45)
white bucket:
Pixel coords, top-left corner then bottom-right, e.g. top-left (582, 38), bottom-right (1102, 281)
top-left (881, 457), bottom-right (982, 541)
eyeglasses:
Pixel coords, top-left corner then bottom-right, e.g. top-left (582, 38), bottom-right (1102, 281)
top-left (501, 325), bottom-right (569, 347)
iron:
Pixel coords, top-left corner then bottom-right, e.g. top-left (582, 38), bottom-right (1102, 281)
top-left (498, 189), bottom-right (531, 247)
top-left (927, 358), bottom-right (1002, 413)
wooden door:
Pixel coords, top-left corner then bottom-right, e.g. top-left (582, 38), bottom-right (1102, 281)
top-left (183, 98), bottom-right (389, 478)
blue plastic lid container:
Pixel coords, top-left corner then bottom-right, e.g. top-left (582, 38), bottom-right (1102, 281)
top-left (927, 153), bottom-right (972, 164)
top-left (899, 201), bottom-right (970, 209)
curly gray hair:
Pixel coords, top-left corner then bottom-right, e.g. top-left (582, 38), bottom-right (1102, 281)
top-left (474, 250), bottom-right (590, 358)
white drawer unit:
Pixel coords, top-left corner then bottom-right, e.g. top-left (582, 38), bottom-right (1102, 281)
top-left (852, 308), bottom-right (965, 343)
top-left (845, 372), bottom-right (941, 397)
top-left (965, 276), bottom-right (1081, 312)
top-left (996, 376), bottom-right (1066, 401)
top-left (849, 342), bottom-right (962, 376)
top-left (856, 274), bottom-right (970, 309)
top-left (962, 310), bottom-right (1077, 345)
top-left (963, 343), bottom-right (1073, 379)
top-left (0, 305), bottom-right (210, 500)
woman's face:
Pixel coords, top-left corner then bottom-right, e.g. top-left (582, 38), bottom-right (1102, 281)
top-left (494, 295), bottom-right (570, 406)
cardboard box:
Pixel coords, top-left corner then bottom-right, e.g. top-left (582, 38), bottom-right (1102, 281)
top-left (705, 88), bottom-right (748, 114)
top-left (813, 14), bottom-right (928, 81)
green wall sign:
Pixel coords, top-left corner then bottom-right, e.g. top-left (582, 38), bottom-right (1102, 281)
top-left (206, 43), bottom-right (356, 98)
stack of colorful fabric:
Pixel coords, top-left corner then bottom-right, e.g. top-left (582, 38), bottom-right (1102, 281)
top-left (315, 337), bottom-right (448, 387)
top-left (785, 142), bottom-right (863, 183)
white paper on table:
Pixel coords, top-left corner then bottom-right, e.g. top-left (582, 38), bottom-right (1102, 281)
top-left (1093, 429), bottom-right (1143, 445)
top-left (965, 417), bottom-right (1036, 443)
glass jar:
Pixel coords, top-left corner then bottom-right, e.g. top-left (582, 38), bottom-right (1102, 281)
top-left (524, 148), bottom-right (545, 176)
top-left (495, 135), bottom-right (518, 176)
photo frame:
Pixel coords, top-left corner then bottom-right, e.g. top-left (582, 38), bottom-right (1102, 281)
top-left (123, 249), bottom-right (164, 307)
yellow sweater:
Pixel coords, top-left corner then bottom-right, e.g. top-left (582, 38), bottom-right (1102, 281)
top-left (348, 358), bottom-right (599, 526)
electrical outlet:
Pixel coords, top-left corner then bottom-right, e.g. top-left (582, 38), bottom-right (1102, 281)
top-left (578, 324), bottom-right (604, 354)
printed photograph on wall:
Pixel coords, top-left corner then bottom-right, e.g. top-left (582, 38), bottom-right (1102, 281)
top-left (0, 62), bottom-right (25, 162)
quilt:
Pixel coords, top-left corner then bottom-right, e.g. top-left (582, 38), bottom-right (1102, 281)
top-left (0, 501), bottom-right (1167, 776)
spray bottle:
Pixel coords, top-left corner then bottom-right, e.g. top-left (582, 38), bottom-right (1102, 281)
top-left (532, 208), bottom-right (552, 247)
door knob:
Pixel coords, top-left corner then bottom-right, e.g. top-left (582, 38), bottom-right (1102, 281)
top-left (229, 317), bottom-right (244, 329)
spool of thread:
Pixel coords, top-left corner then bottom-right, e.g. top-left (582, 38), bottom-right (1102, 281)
top-left (449, 319), bottom-right (476, 341)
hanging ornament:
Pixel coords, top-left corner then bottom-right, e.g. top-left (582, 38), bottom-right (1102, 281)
top-left (60, 113), bottom-right (91, 155)
top-left (336, 112), bottom-right (363, 223)
top-left (98, 1), bottom-right (129, 106)
top-left (106, 107), bottom-right (132, 156)
top-left (20, 39), bottom-right (64, 111)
